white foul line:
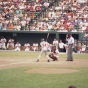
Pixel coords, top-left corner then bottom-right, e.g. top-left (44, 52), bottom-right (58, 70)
top-left (0, 61), bottom-right (30, 67)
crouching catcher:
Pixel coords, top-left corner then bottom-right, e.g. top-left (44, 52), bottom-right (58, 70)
top-left (49, 46), bottom-right (59, 61)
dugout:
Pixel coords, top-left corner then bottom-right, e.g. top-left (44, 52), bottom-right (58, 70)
top-left (0, 30), bottom-right (84, 46)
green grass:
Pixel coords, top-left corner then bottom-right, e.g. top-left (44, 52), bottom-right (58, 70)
top-left (0, 51), bottom-right (88, 88)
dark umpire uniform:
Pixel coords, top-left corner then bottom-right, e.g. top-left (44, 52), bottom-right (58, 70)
top-left (66, 34), bottom-right (74, 61)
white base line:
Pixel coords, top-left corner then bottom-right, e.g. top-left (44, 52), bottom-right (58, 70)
top-left (0, 61), bottom-right (30, 67)
top-left (0, 60), bottom-right (65, 67)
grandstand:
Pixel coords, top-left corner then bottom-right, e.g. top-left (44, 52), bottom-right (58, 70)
top-left (0, 0), bottom-right (88, 52)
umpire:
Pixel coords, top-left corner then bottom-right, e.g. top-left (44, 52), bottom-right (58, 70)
top-left (66, 34), bottom-right (74, 61)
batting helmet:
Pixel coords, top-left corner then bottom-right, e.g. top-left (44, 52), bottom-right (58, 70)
top-left (41, 38), bottom-right (45, 41)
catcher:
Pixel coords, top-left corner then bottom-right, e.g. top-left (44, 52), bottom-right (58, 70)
top-left (49, 45), bottom-right (59, 61)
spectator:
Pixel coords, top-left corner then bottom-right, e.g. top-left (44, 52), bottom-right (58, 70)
top-left (20, 18), bottom-right (26, 30)
top-left (77, 40), bottom-right (82, 54)
top-left (59, 40), bottom-right (65, 52)
top-left (73, 39), bottom-right (77, 53)
top-left (15, 23), bottom-right (21, 30)
top-left (7, 23), bottom-right (15, 30)
top-left (0, 21), bottom-right (2, 30)
top-left (83, 31), bottom-right (88, 46)
top-left (43, 1), bottom-right (49, 9)
top-left (81, 42), bottom-right (86, 53)
top-left (86, 26), bottom-right (88, 32)
top-left (2, 23), bottom-right (7, 30)
top-left (53, 38), bottom-right (59, 49)
top-left (52, 23), bottom-right (58, 31)
top-left (71, 28), bottom-right (77, 32)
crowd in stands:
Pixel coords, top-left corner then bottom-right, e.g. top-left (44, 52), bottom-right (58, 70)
top-left (0, 0), bottom-right (54, 31)
top-left (0, 35), bottom-right (87, 53)
top-left (30, 0), bottom-right (88, 32)
top-left (0, 0), bottom-right (88, 32)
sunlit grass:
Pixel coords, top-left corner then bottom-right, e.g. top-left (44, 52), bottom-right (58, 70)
top-left (0, 51), bottom-right (88, 88)
top-left (0, 51), bottom-right (88, 59)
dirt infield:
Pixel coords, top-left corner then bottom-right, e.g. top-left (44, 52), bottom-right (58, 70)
top-left (25, 68), bottom-right (79, 74)
top-left (0, 57), bottom-right (88, 74)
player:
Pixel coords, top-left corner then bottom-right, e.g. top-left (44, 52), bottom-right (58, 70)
top-left (7, 37), bottom-right (14, 49)
top-left (32, 41), bottom-right (38, 52)
top-left (49, 45), bottom-right (59, 61)
top-left (14, 42), bottom-right (21, 51)
top-left (0, 36), bottom-right (7, 50)
top-left (37, 38), bottom-right (50, 62)
top-left (24, 42), bottom-right (30, 51)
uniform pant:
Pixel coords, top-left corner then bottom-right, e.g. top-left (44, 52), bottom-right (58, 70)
top-left (67, 44), bottom-right (73, 61)
top-left (25, 47), bottom-right (30, 51)
top-left (7, 43), bottom-right (14, 49)
top-left (33, 47), bottom-right (38, 52)
top-left (15, 47), bottom-right (20, 51)
top-left (0, 43), bottom-right (6, 49)
top-left (38, 48), bottom-right (49, 60)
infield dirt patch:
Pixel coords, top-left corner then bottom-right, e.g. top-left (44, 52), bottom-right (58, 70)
top-left (0, 57), bottom-right (88, 74)
top-left (25, 68), bottom-right (79, 74)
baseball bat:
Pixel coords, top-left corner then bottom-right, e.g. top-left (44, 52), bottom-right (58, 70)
top-left (46, 32), bottom-right (49, 42)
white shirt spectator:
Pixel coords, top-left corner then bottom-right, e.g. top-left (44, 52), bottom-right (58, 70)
top-left (71, 29), bottom-right (77, 32)
top-left (53, 38), bottom-right (59, 49)
top-left (55, 6), bottom-right (62, 11)
top-left (48, 24), bottom-right (52, 30)
top-left (81, 25), bottom-right (86, 31)
top-left (16, 24), bottom-right (21, 30)
top-left (78, 0), bottom-right (87, 3)
top-left (19, 3), bottom-right (25, 9)
top-left (59, 42), bottom-right (64, 49)
top-left (21, 20), bottom-right (26, 26)
top-left (43, 2), bottom-right (49, 8)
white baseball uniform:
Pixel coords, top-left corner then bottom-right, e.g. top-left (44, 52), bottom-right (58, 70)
top-left (0, 38), bottom-right (7, 49)
top-left (32, 43), bottom-right (38, 52)
top-left (38, 41), bottom-right (50, 60)
top-left (15, 42), bottom-right (21, 51)
top-left (7, 38), bottom-right (14, 49)
top-left (24, 43), bottom-right (30, 51)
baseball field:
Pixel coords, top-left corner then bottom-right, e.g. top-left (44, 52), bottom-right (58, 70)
top-left (0, 51), bottom-right (88, 88)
